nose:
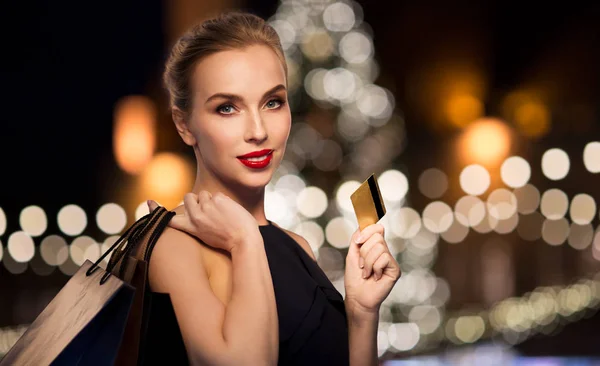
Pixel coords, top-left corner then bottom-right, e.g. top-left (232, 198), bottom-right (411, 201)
top-left (245, 110), bottom-right (268, 144)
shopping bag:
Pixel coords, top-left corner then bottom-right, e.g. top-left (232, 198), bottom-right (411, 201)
top-left (0, 260), bottom-right (134, 366)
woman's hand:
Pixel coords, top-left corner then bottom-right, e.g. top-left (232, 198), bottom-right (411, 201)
top-left (148, 192), bottom-right (261, 253)
top-left (344, 223), bottom-right (401, 317)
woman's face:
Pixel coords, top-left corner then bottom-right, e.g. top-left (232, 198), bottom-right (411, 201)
top-left (181, 45), bottom-right (291, 191)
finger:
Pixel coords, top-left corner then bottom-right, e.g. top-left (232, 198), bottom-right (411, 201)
top-left (357, 233), bottom-right (385, 270)
top-left (345, 228), bottom-right (362, 265)
top-left (358, 232), bottom-right (385, 259)
top-left (183, 193), bottom-right (201, 216)
top-left (374, 253), bottom-right (401, 281)
top-left (147, 200), bottom-right (160, 212)
top-left (168, 213), bottom-right (193, 233)
top-left (372, 252), bottom-right (392, 281)
top-left (362, 242), bottom-right (387, 279)
top-left (197, 191), bottom-right (212, 206)
top-left (355, 223), bottom-right (385, 245)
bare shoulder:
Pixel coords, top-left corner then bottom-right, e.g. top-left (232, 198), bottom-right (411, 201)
top-left (148, 226), bottom-right (207, 293)
top-left (271, 222), bottom-right (317, 262)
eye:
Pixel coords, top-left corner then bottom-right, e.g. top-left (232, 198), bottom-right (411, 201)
top-left (265, 98), bottom-right (285, 109)
top-left (217, 104), bottom-right (235, 115)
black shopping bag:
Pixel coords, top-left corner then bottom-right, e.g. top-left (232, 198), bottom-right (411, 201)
top-left (0, 260), bottom-right (135, 366)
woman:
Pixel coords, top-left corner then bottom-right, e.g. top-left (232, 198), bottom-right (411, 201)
top-left (144, 12), bottom-right (401, 366)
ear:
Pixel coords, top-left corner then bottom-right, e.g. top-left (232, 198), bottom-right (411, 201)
top-left (172, 107), bottom-right (197, 146)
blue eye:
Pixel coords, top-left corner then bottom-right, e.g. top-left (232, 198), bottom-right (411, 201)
top-left (266, 99), bottom-right (284, 109)
top-left (217, 104), bottom-right (235, 114)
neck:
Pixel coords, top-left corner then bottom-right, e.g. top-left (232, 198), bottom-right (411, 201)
top-left (190, 166), bottom-right (268, 226)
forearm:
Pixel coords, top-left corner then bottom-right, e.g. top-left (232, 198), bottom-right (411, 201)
top-left (346, 304), bottom-right (379, 366)
top-left (222, 235), bottom-right (278, 364)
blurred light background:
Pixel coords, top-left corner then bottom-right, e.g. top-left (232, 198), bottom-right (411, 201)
top-left (1, 0), bottom-right (600, 364)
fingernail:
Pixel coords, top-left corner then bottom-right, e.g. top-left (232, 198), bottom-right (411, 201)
top-left (359, 257), bottom-right (364, 269)
top-left (375, 274), bottom-right (380, 281)
top-left (362, 269), bottom-right (367, 278)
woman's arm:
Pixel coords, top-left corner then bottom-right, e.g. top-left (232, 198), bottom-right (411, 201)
top-left (149, 227), bottom-right (278, 366)
top-left (346, 305), bottom-right (379, 366)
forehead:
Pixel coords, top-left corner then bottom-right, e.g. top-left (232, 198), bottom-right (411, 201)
top-left (192, 45), bottom-right (287, 98)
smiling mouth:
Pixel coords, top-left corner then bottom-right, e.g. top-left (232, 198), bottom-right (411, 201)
top-left (237, 150), bottom-right (274, 169)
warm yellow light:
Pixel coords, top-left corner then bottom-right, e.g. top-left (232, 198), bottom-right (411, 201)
top-left (445, 93), bottom-right (483, 128)
top-left (113, 95), bottom-right (157, 174)
top-left (140, 152), bottom-right (193, 209)
top-left (514, 102), bottom-right (549, 138)
top-left (459, 118), bottom-right (511, 166)
top-left (502, 91), bottom-right (550, 138)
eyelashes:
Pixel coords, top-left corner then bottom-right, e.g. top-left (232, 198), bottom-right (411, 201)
top-left (216, 98), bottom-right (286, 115)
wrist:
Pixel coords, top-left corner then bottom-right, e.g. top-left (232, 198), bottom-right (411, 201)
top-left (345, 299), bottom-right (380, 326)
top-left (230, 232), bottom-right (263, 254)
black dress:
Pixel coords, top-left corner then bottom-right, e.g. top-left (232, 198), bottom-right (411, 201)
top-left (140, 221), bottom-right (350, 365)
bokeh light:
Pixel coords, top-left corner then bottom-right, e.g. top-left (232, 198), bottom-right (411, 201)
top-left (486, 188), bottom-right (517, 220)
top-left (57, 204), bottom-right (87, 236)
top-left (70, 236), bottom-right (99, 266)
top-left (445, 93), bottom-right (483, 128)
top-left (19, 205), bottom-right (47, 237)
top-left (324, 67), bottom-right (357, 101)
top-left (500, 156), bottom-right (531, 188)
top-left (541, 148), bottom-right (570, 181)
top-left (113, 95), bottom-right (156, 175)
top-left (292, 221), bottom-right (325, 253)
top-left (454, 195), bottom-right (486, 227)
top-left (96, 203), bottom-right (127, 235)
top-left (542, 218), bottom-right (570, 246)
top-left (502, 91), bottom-right (550, 138)
top-left (540, 189), bottom-right (569, 220)
top-left (40, 235), bottom-right (69, 266)
top-left (459, 118), bottom-right (511, 166)
top-left (418, 168), bottom-right (448, 199)
top-left (297, 186), bottom-right (328, 218)
top-left (422, 201), bottom-right (453, 233)
top-left (513, 184), bottom-right (541, 214)
top-left (356, 84), bottom-right (393, 120)
top-left (0, 207), bottom-right (6, 236)
top-left (569, 193), bottom-right (596, 225)
top-left (141, 152), bottom-right (193, 209)
top-left (378, 169), bottom-right (409, 203)
top-left (459, 164), bottom-right (490, 196)
top-left (301, 29), bottom-right (334, 62)
top-left (388, 323), bottom-right (420, 351)
top-left (336, 180), bottom-right (361, 213)
top-left (323, 2), bottom-right (356, 32)
top-left (390, 207), bottom-right (421, 239)
top-left (339, 31), bottom-right (373, 64)
top-left (7, 231), bottom-right (35, 263)
top-left (441, 219), bottom-right (469, 244)
top-left (325, 217), bottom-right (355, 249)
top-left (583, 141), bottom-right (600, 173)
top-left (408, 305), bottom-right (442, 335)
top-left (567, 223), bottom-right (594, 250)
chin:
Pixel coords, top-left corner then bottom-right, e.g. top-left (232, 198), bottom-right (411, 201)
top-left (240, 171), bottom-right (273, 190)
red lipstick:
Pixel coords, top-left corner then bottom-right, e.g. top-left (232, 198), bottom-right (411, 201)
top-left (237, 149), bottom-right (274, 169)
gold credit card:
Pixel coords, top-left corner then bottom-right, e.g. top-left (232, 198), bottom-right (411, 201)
top-left (350, 173), bottom-right (387, 231)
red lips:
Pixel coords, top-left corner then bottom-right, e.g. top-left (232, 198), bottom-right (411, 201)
top-left (237, 149), bottom-right (274, 169)
top-left (237, 149), bottom-right (273, 159)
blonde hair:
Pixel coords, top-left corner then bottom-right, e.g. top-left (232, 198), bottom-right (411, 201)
top-left (163, 12), bottom-right (287, 115)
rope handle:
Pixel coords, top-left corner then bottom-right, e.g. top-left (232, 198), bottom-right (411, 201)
top-left (86, 206), bottom-right (168, 284)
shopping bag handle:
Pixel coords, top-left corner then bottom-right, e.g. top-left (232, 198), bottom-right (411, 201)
top-left (86, 205), bottom-right (167, 284)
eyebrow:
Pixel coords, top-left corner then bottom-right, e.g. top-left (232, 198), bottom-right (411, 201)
top-left (204, 84), bottom-right (287, 105)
